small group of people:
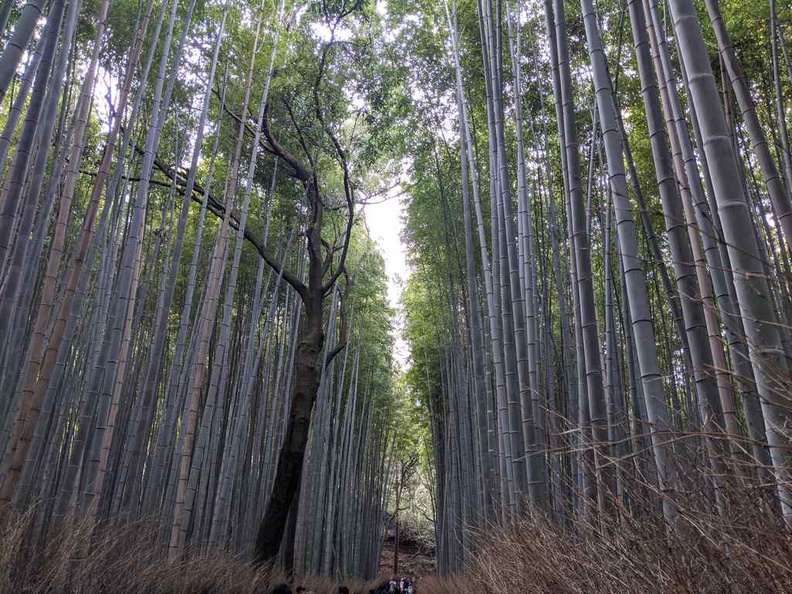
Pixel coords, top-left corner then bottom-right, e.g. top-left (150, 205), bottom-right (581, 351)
top-left (370, 577), bottom-right (414, 594)
top-left (392, 578), bottom-right (414, 594)
top-left (269, 578), bottom-right (415, 594)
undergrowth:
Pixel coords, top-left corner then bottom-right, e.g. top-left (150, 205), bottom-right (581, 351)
top-left (427, 476), bottom-right (792, 594)
top-left (0, 510), bottom-right (375, 593)
top-left (3, 481), bottom-right (792, 592)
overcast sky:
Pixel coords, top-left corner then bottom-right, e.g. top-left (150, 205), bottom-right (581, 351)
top-left (362, 187), bottom-right (410, 371)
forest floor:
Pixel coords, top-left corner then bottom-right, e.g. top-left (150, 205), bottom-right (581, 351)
top-left (378, 540), bottom-right (436, 580)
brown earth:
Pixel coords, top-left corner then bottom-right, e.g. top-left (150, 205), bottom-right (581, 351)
top-left (378, 539), bottom-right (436, 581)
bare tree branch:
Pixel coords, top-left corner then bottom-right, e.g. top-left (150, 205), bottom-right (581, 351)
top-left (124, 143), bottom-right (308, 299)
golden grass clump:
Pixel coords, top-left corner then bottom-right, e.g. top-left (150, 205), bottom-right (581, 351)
top-left (432, 500), bottom-right (792, 594)
top-left (0, 510), bottom-right (375, 593)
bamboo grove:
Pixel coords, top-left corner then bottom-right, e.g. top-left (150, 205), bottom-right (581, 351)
top-left (0, 0), bottom-right (400, 578)
top-left (3, 0), bottom-right (792, 583)
top-left (394, 0), bottom-right (792, 576)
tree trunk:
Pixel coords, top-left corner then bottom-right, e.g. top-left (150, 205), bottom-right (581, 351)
top-left (255, 303), bottom-right (324, 563)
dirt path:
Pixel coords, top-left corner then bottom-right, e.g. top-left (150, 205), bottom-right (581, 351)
top-left (378, 541), bottom-right (435, 580)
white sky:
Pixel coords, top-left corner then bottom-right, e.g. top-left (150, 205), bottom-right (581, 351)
top-left (362, 186), bottom-right (410, 371)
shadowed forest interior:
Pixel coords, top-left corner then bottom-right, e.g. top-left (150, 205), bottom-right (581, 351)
top-left (1, 0), bottom-right (792, 590)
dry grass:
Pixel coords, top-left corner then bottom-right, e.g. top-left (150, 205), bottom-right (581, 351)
top-left (0, 513), bottom-right (268, 593)
top-left (412, 442), bottom-right (792, 594)
top-left (0, 510), bottom-right (382, 594)
top-left (416, 484), bottom-right (792, 594)
top-left (5, 476), bottom-right (792, 593)
top-left (412, 575), bottom-right (468, 593)
top-left (469, 516), bottom-right (792, 593)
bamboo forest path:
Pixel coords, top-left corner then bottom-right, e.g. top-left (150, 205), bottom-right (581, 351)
top-left (3, 0), bottom-right (792, 591)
